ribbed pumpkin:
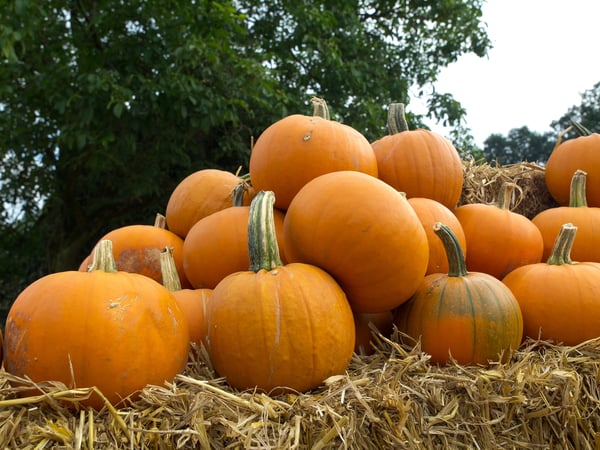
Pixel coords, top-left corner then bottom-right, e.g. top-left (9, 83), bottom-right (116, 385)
top-left (502, 223), bottom-right (600, 345)
top-left (206, 191), bottom-right (355, 393)
top-left (371, 103), bottom-right (463, 209)
top-left (79, 213), bottom-right (190, 288)
top-left (284, 171), bottom-right (429, 313)
top-left (454, 182), bottom-right (544, 279)
top-left (160, 247), bottom-right (211, 352)
top-left (165, 169), bottom-right (254, 238)
top-left (408, 197), bottom-right (467, 275)
top-left (4, 240), bottom-right (190, 410)
top-left (532, 170), bottom-right (600, 262)
top-left (249, 97), bottom-right (378, 210)
top-left (545, 122), bottom-right (600, 207)
top-left (394, 223), bottom-right (523, 366)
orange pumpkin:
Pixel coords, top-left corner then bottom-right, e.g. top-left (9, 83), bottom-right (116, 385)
top-left (408, 197), bottom-right (467, 275)
top-left (371, 103), bottom-right (463, 209)
top-left (284, 171), bottom-right (429, 313)
top-left (165, 169), bottom-right (254, 238)
top-left (354, 311), bottom-right (394, 356)
top-left (79, 214), bottom-right (190, 288)
top-left (502, 223), bottom-right (600, 345)
top-left (532, 170), bottom-right (600, 262)
top-left (206, 191), bottom-right (355, 393)
top-left (454, 182), bottom-right (544, 279)
top-left (395, 223), bottom-right (523, 366)
top-left (160, 247), bottom-right (211, 352)
top-left (545, 122), bottom-right (600, 207)
top-left (4, 240), bottom-right (190, 410)
top-left (182, 205), bottom-right (287, 289)
top-left (249, 97), bottom-right (378, 210)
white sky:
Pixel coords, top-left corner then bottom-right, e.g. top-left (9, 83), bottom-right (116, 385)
top-left (411, 0), bottom-right (600, 146)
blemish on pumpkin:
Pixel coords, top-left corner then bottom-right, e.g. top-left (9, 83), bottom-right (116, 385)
top-left (271, 270), bottom-right (279, 276)
top-left (303, 130), bottom-right (313, 141)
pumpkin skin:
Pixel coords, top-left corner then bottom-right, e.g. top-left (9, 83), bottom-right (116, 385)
top-left (502, 223), bottom-right (600, 345)
top-left (545, 125), bottom-right (600, 207)
top-left (284, 170), bottom-right (429, 313)
top-left (454, 183), bottom-right (544, 279)
top-left (394, 223), bottom-right (523, 366)
top-left (206, 191), bottom-right (355, 393)
top-left (371, 103), bottom-right (463, 209)
top-left (408, 197), bottom-right (467, 275)
top-left (165, 169), bottom-right (254, 238)
top-left (4, 240), bottom-right (190, 410)
top-left (354, 311), bottom-right (394, 356)
top-left (532, 170), bottom-right (600, 262)
top-left (183, 205), bottom-right (287, 289)
top-left (249, 97), bottom-right (378, 211)
top-left (79, 214), bottom-right (190, 288)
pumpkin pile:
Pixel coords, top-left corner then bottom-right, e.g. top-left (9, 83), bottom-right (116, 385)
top-left (1, 100), bottom-right (600, 448)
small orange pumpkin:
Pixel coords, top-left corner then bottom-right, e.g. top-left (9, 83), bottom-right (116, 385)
top-left (4, 240), bottom-right (190, 410)
top-left (394, 223), bottom-right (523, 366)
top-left (371, 103), bottom-right (464, 209)
top-left (502, 223), bottom-right (600, 345)
top-left (249, 97), bottom-right (378, 210)
top-left (206, 191), bottom-right (355, 393)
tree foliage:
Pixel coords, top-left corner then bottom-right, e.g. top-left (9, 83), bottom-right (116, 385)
top-left (0, 0), bottom-right (491, 312)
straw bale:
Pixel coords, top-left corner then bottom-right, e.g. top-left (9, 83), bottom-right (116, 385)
top-left (1, 332), bottom-right (600, 449)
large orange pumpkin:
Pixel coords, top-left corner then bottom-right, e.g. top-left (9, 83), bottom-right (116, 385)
top-left (502, 223), bottom-right (600, 345)
top-left (532, 170), bottom-right (600, 262)
top-left (545, 122), bottom-right (600, 207)
top-left (206, 191), bottom-right (355, 393)
top-left (249, 97), bottom-right (378, 210)
top-left (284, 171), bottom-right (429, 313)
top-left (165, 169), bottom-right (254, 238)
top-left (79, 213), bottom-right (190, 288)
top-left (371, 103), bottom-right (463, 209)
top-left (395, 223), bottom-right (523, 366)
top-left (4, 240), bottom-right (190, 410)
top-left (454, 182), bottom-right (544, 279)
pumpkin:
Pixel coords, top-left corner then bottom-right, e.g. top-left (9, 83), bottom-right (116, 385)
top-left (182, 203), bottom-right (287, 289)
top-left (354, 311), bottom-right (394, 356)
top-left (160, 247), bottom-right (211, 352)
top-left (206, 191), bottom-right (355, 393)
top-left (371, 103), bottom-right (463, 209)
top-left (79, 213), bottom-right (190, 288)
top-left (4, 240), bottom-right (190, 410)
top-left (502, 223), bottom-right (600, 345)
top-left (408, 197), bottom-right (467, 275)
top-left (394, 222), bottom-right (523, 366)
top-left (454, 182), bottom-right (544, 279)
top-left (532, 170), bottom-right (600, 262)
top-left (284, 170), bottom-right (429, 313)
top-left (249, 97), bottom-right (378, 210)
top-left (545, 122), bottom-right (600, 207)
top-left (165, 168), bottom-right (254, 238)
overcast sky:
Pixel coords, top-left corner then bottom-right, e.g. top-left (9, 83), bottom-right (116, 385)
top-left (412, 0), bottom-right (600, 146)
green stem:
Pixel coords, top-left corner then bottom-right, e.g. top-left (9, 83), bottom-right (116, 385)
top-left (433, 222), bottom-right (468, 277)
top-left (568, 170), bottom-right (588, 207)
top-left (496, 182), bottom-right (518, 210)
top-left (248, 191), bottom-right (283, 272)
top-left (310, 97), bottom-right (330, 120)
top-left (386, 103), bottom-right (409, 135)
top-left (546, 223), bottom-right (577, 265)
top-left (88, 239), bottom-right (117, 273)
top-left (570, 120), bottom-right (592, 136)
top-left (160, 247), bottom-right (182, 291)
top-left (230, 179), bottom-right (251, 206)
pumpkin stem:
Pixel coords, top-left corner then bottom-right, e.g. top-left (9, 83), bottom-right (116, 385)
top-left (568, 170), bottom-right (588, 208)
top-left (154, 213), bottom-right (167, 228)
top-left (546, 223), bottom-right (577, 265)
top-left (248, 190), bottom-right (283, 272)
top-left (230, 179), bottom-right (252, 206)
top-left (433, 222), bottom-right (468, 277)
top-left (386, 103), bottom-right (409, 135)
top-left (495, 182), bottom-right (522, 211)
top-left (160, 247), bottom-right (182, 291)
top-left (310, 97), bottom-right (330, 120)
top-left (570, 120), bottom-right (592, 136)
top-left (88, 239), bottom-right (118, 273)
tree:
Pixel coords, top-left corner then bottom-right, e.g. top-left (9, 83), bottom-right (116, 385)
top-left (482, 127), bottom-right (555, 165)
top-left (0, 0), bottom-right (491, 314)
